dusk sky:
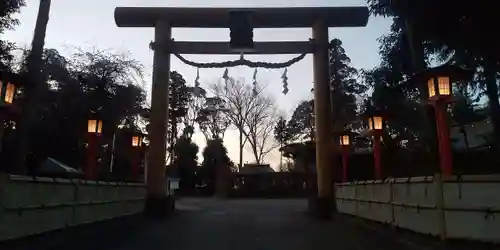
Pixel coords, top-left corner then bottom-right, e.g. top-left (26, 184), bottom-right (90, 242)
top-left (4, 0), bottom-right (391, 169)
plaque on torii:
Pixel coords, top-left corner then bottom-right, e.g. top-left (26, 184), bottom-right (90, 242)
top-left (114, 6), bottom-right (368, 219)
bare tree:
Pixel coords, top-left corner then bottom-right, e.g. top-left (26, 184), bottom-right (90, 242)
top-left (211, 78), bottom-right (256, 169)
top-left (182, 86), bottom-right (206, 140)
top-left (244, 94), bottom-right (279, 164)
top-left (212, 78), bottom-right (278, 165)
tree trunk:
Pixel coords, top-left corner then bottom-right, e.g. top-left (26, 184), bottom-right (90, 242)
top-left (405, 19), bottom-right (440, 171)
top-left (169, 81), bottom-right (177, 164)
top-left (238, 128), bottom-right (243, 171)
top-left (484, 61), bottom-right (500, 151)
top-left (171, 118), bottom-right (177, 158)
top-left (252, 146), bottom-right (260, 164)
top-left (0, 115), bottom-right (5, 155)
top-left (459, 126), bottom-right (469, 149)
top-left (279, 141), bottom-right (283, 171)
top-left (13, 0), bottom-right (51, 174)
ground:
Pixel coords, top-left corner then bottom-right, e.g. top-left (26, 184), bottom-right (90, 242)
top-left (4, 198), bottom-right (497, 250)
top-left (101, 198), bottom-right (439, 250)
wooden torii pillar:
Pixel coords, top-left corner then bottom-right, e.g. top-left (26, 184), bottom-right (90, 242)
top-left (114, 7), bottom-right (368, 218)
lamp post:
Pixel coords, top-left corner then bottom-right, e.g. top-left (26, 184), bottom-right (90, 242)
top-left (428, 74), bottom-right (453, 176)
top-left (416, 65), bottom-right (473, 176)
top-left (0, 72), bottom-right (22, 155)
top-left (131, 131), bottom-right (144, 181)
top-left (86, 117), bottom-right (102, 180)
top-left (366, 110), bottom-right (384, 180)
top-left (339, 132), bottom-right (351, 183)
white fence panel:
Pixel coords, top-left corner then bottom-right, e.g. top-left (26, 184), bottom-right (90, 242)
top-left (0, 174), bottom-right (146, 242)
top-left (335, 174), bottom-right (500, 244)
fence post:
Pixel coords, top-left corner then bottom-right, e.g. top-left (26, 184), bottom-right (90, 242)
top-left (435, 173), bottom-right (447, 240)
top-left (389, 178), bottom-right (395, 227)
top-left (354, 181), bottom-right (359, 216)
top-left (0, 174), bottom-right (7, 237)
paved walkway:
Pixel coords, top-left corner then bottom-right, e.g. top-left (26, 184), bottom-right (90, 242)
top-left (5, 198), bottom-right (497, 250)
top-left (108, 198), bottom-right (428, 250)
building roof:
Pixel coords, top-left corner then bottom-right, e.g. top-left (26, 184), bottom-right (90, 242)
top-left (239, 164), bottom-right (275, 174)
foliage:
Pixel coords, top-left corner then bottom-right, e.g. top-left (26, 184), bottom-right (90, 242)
top-left (368, 0), bottom-right (500, 63)
top-left (274, 116), bottom-right (291, 147)
top-left (195, 96), bottom-right (231, 141)
top-left (183, 85), bottom-right (206, 140)
top-left (211, 78), bottom-right (258, 166)
top-left (366, 0), bottom-right (500, 150)
top-left (286, 100), bottom-right (314, 142)
top-left (2, 48), bottom-right (147, 174)
top-left (363, 69), bottom-right (428, 150)
top-left (167, 71), bottom-right (190, 161)
top-left (199, 138), bottom-right (230, 192)
top-left (286, 38), bottom-right (366, 142)
top-left (451, 88), bottom-right (487, 149)
top-left (172, 136), bottom-right (199, 191)
top-left (201, 139), bottom-right (230, 170)
top-left (328, 38), bottom-right (367, 132)
top-left (0, 0), bottom-right (25, 71)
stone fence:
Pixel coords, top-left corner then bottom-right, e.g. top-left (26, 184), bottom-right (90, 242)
top-left (335, 174), bottom-right (500, 243)
top-left (0, 174), bottom-right (146, 241)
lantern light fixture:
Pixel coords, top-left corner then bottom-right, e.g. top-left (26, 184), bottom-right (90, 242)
top-left (367, 115), bottom-right (383, 131)
top-left (0, 80), bottom-right (16, 104)
top-left (410, 65), bottom-right (474, 176)
top-left (340, 135), bottom-right (350, 146)
top-left (88, 119), bottom-right (103, 134)
top-left (132, 134), bottom-right (143, 147)
top-left (427, 76), bottom-right (451, 99)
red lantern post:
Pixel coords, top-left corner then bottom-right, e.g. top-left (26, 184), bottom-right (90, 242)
top-left (86, 118), bottom-right (102, 180)
top-left (131, 132), bottom-right (144, 181)
top-left (426, 72), bottom-right (457, 176)
top-left (0, 72), bottom-right (22, 155)
top-left (339, 133), bottom-right (351, 182)
top-left (366, 110), bottom-right (384, 180)
top-left (415, 65), bottom-right (473, 177)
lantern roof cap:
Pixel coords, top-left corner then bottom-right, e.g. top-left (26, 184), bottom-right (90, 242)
top-left (361, 102), bottom-right (385, 118)
top-left (360, 128), bottom-right (378, 137)
top-left (131, 129), bottom-right (145, 136)
top-left (333, 130), bottom-right (361, 137)
top-left (121, 125), bottom-right (145, 136)
top-left (87, 108), bottom-right (105, 120)
top-left (405, 65), bottom-right (474, 90)
top-left (0, 70), bottom-right (25, 87)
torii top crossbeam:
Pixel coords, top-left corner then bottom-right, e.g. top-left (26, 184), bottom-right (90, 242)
top-left (114, 7), bottom-right (369, 28)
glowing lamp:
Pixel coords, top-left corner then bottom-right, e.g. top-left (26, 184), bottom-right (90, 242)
top-left (132, 134), bottom-right (143, 147)
top-left (340, 135), bottom-right (350, 146)
top-left (88, 119), bottom-right (103, 134)
top-left (427, 76), bottom-right (451, 99)
top-left (409, 65), bottom-right (473, 177)
top-left (367, 115), bottom-right (383, 131)
top-left (0, 81), bottom-right (16, 104)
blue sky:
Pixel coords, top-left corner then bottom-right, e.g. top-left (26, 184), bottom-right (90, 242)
top-left (4, 0), bottom-right (391, 168)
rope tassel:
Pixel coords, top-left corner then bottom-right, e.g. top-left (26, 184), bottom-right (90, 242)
top-left (281, 68), bottom-right (289, 95)
top-left (195, 68), bottom-right (200, 87)
top-left (252, 68), bottom-right (258, 96)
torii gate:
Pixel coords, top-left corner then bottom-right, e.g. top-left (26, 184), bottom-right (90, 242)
top-left (114, 6), bottom-right (368, 219)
